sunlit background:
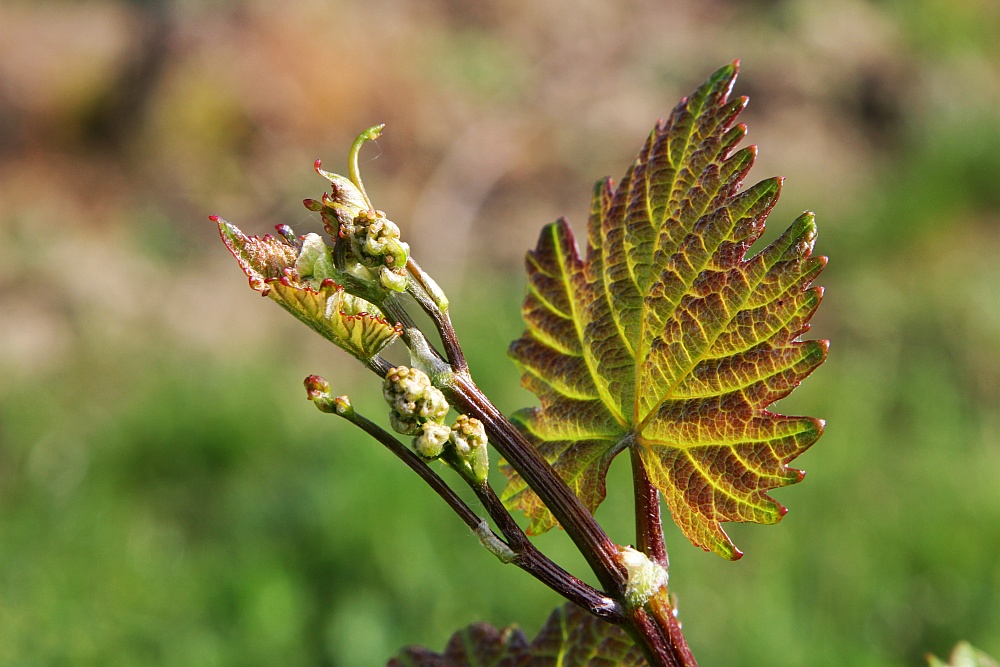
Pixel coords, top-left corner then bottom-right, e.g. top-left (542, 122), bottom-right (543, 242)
top-left (1, 0), bottom-right (999, 665)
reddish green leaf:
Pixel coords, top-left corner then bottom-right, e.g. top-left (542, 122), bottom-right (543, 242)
top-left (503, 62), bottom-right (827, 559)
top-left (387, 603), bottom-right (644, 667)
top-left (216, 218), bottom-right (400, 361)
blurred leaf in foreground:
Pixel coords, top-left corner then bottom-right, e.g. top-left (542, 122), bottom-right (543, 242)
top-left (928, 642), bottom-right (1000, 667)
top-left (387, 603), bottom-right (644, 667)
top-left (504, 62), bottom-right (827, 559)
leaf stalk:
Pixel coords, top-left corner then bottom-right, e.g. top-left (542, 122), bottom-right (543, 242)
top-left (631, 446), bottom-right (668, 568)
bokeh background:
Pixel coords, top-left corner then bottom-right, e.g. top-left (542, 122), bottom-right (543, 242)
top-left (2, 0), bottom-right (999, 665)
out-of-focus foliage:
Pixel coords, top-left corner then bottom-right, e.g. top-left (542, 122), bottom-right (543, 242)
top-left (1, 1), bottom-right (999, 666)
top-left (928, 643), bottom-right (999, 667)
top-left (387, 603), bottom-right (644, 667)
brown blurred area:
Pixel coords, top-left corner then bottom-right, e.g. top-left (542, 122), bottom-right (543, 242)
top-left (0, 0), bottom-right (960, 377)
top-left (2, 1), bottom-right (1000, 666)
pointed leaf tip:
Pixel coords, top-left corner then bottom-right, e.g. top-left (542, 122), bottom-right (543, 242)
top-left (503, 64), bottom-right (827, 559)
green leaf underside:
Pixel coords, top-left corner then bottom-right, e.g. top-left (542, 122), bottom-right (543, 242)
top-left (217, 220), bottom-right (399, 360)
top-left (502, 62), bottom-right (827, 559)
top-left (387, 603), bottom-right (644, 667)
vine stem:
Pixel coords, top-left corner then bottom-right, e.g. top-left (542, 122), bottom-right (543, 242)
top-left (381, 252), bottom-right (697, 665)
top-left (336, 408), bottom-right (620, 620)
top-left (631, 446), bottom-right (668, 568)
top-left (446, 373), bottom-right (627, 596)
top-left (469, 479), bottom-right (622, 622)
top-left (446, 373), bottom-right (699, 667)
top-left (640, 595), bottom-right (700, 667)
top-left (630, 448), bottom-right (698, 665)
top-left (405, 257), bottom-right (468, 373)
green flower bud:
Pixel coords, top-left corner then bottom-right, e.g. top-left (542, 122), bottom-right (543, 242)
top-left (333, 395), bottom-right (354, 417)
top-left (448, 415), bottom-right (490, 483)
top-left (344, 209), bottom-right (410, 292)
top-left (449, 415), bottom-right (488, 456)
top-left (414, 421), bottom-right (451, 459)
top-left (383, 366), bottom-right (449, 436)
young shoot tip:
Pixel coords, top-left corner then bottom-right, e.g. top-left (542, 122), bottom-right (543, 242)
top-left (349, 124), bottom-right (386, 211)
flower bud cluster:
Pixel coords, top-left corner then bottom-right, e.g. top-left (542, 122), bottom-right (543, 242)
top-left (448, 414), bottom-right (490, 484)
top-left (414, 421), bottom-right (451, 459)
top-left (343, 209), bottom-right (410, 292)
top-left (304, 375), bottom-right (352, 417)
top-left (383, 366), bottom-right (450, 441)
top-left (307, 162), bottom-right (410, 293)
top-left (381, 367), bottom-right (489, 480)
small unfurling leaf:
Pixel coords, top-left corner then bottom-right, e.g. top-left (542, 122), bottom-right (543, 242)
top-left (216, 218), bottom-right (399, 361)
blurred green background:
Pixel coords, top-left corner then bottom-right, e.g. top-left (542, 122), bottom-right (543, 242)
top-left (1, 0), bottom-right (999, 665)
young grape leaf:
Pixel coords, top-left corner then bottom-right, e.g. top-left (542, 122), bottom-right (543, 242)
top-left (216, 219), bottom-right (400, 361)
top-left (387, 603), bottom-right (644, 667)
top-left (503, 62), bottom-right (827, 559)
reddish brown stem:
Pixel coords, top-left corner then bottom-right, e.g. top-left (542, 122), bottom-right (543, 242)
top-left (342, 410), bottom-right (618, 617)
top-left (447, 373), bottom-right (628, 597)
top-left (641, 594), bottom-right (699, 667)
top-left (446, 374), bottom-right (697, 667)
top-left (631, 446), bottom-right (668, 568)
top-left (630, 445), bottom-right (697, 665)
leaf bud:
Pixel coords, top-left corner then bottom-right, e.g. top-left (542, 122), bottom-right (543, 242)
top-left (617, 546), bottom-right (668, 608)
top-left (304, 375), bottom-right (336, 413)
top-left (383, 366), bottom-right (449, 436)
